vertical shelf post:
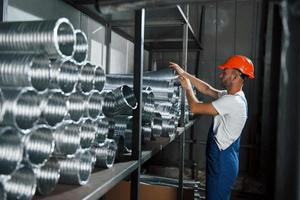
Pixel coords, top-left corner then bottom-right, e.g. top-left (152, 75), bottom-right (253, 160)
top-left (131, 8), bottom-right (145, 200)
top-left (0, 0), bottom-right (7, 22)
top-left (178, 4), bottom-right (189, 200)
top-left (105, 24), bottom-right (111, 74)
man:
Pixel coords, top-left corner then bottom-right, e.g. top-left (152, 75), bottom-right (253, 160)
top-left (169, 55), bottom-right (254, 200)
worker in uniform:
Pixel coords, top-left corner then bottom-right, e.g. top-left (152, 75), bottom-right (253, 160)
top-left (169, 55), bottom-right (254, 200)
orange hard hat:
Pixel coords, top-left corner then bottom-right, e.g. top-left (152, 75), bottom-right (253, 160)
top-left (218, 55), bottom-right (255, 79)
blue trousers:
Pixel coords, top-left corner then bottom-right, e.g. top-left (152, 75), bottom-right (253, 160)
top-left (206, 126), bottom-right (240, 200)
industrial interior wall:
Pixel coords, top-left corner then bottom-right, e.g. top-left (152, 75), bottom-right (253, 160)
top-left (6, 0), bottom-right (148, 74)
top-left (151, 0), bottom-right (263, 178)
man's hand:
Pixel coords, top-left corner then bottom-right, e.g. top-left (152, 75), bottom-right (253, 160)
top-left (179, 75), bottom-right (193, 91)
top-left (169, 62), bottom-right (186, 76)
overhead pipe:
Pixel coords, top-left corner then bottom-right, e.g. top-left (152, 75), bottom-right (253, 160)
top-left (0, 54), bottom-right (50, 92)
top-left (0, 18), bottom-right (76, 59)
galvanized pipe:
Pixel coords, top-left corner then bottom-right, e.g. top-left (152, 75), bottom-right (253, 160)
top-left (23, 126), bottom-right (55, 166)
top-left (58, 150), bottom-right (93, 185)
top-left (66, 91), bottom-right (85, 122)
top-left (4, 165), bottom-right (37, 200)
top-left (84, 90), bottom-right (105, 119)
top-left (112, 85), bottom-right (137, 116)
top-left (1, 89), bottom-right (41, 131)
top-left (34, 157), bottom-right (60, 195)
top-left (79, 118), bottom-right (96, 149)
top-left (94, 118), bottom-right (109, 144)
top-left (40, 91), bottom-right (67, 126)
top-left (91, 139), bottom-right (117, 169)
top-left (0, 18), bottom-right (76, 59)
top-left (52, 122), bottom-right (80, 155)
top-left (72, 30), bottom-right (88, 65)
top-left (0, 181), bottom-right (6, 200)
top-left (79, 62), bottom-right (105, 93)
top-left (152, 112), bottom-right (163, 138)
top-left (142, 125), bottom-right (152, 142)
top-left (50, 58), bottom-right (79, 94)
top-left (0, 127), bottom-right (23, 175)
top-left (102, 91), bottom-right (116, 118)
top-left (0, 54), bottom-right (50, 91)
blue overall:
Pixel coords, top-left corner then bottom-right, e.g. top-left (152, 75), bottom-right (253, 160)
top-left (205, 94), bottom-right (247, 200)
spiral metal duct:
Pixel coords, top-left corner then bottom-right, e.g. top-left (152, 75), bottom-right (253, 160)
top-left (4, 165), bottom-right (37, 200)
top-left (142, 89), bottom-right (155, 123)
top-left (0, 18), bottom-right (76, 59)
top-left (151, 112), bottom-right (163, 138)
top-left (34, 157), bottom-right (60, 195)
top-left (0, 127), bottom-right (23, 175)
top-left (102, 91), bottom-right (116, 118)
top-left (161, 117), bottom-right (176, 138)
top-left (143, 68), bottom-right (179, 81)
top-left (94, 118), bottom-right (109, 144)
top-left (91, 139), bottom-right (117, 169)
top-left (22, 126), bottom-right (54, 166)
top-left (112, 85), bottom-right (137, 116)
top-left (1, 89), bottom-right (41, 131)
top-left (79, 62), bottom-right (105, 93)
top-left (52, 122), bottom-right (80, 155)
top-left (58, 150), bottom-right (93, 185)
top-left (66, 91), bottom-right (85, 122)
top-left (84, 90), bottom-right (104, 119)
top-left (0, 54), bottom-right (50, 91)
top-left (142, 125), bottom-right (152, 142)
top-left (72, 30), bottom-right (88, 65)
top-left (79, 118), bottom-right (96, 149)
top-left (50, 58), bottom-right (79, 94)
top-left (109, 116), bottom-right (132, 152)
top-left (0, 181), bottom-right (6, 200)
top-left (40, 91), bottom-right (67, 126)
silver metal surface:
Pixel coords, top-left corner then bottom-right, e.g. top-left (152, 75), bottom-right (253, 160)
top-left (34, 157), bottom-right (60, 195)
top-left (94, 118), bottom-right (109, 144)
top-left (112, 85), bottom-right (137, 116)
top-left (50, 58), bottom-right (79, 94)
top-left (102, 91), bottom-right (116, 118)
top-left (66, 91), bottom-right (85, 122)
top-left (72, 30), bottom-right (88, 65)
top-left (4, 165), bottom-right (37, 200)
top-left (1, 89), bottom-right (41, 131)
top-left (0, 18), bottom-right (75, 59)
top-left (0, 181), bottom-right (6, 200)
top-left (79, 118), bottom-right (96, 149)
top-left (58, 150), bottom-right (93, 185)
top-left (91, 139), bottom-right (117, 169)
top-left (152, 112), bottom-right (163, 138)
top-left (40, 91), bottom-right (67, 126)
top-left (52, 122), bottom-right (80, 155)
top-left (0, 54), bottom-right (50, 91)
top-left (0, 127), bottom-right (23, 175)
top-left (23, 126), bottom-right (54, 166)
top-left (84, 90), bottom-right (104, 119)
top-left (142, 125), bottom-right (152, 142)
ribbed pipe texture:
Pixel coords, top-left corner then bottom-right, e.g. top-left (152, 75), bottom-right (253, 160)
top-left (40, 91), bottom-right (67, 126)
top-left (58, 150), bottom-right (92, 185)
top-left (91, 139), bottom-right (117, 168)
top-left (23, 126), bottom-right (54, 166)
top-left (1, 89), bottom-right (41, 131)
top-left (66, 91), bottom-right (85, 122)
top-left (0, 127), bottom-right (23, 175)
top-left (79, 63), bottom-right (105, 93)
top-left (79, 118), bottom-right (96, 149)
top-left (142, 125), bottom-right (152, 142)
top-left (152, 113), bottom-right (163, 138)
top-left (53, 123), bottom-right (80, 155)
top-left (50, 59), bottom-right (79, 94)
top-left (142, 89), bottom-right (155, 123)
top-left (0, 54), bottom-right (50, 91)
top-left (94, 118), bottom-right (109, 144)
top-left (72, 30), bottom-right (88, 65)
top-left (161, 117), bottom-right (176, 138)
top-left (0, 181), bottom-right (6, 200)
top-left (85, 90), bottom-right (104, 119)
top-left (34, 157), bottom-right (60, 195)
top-left (102, 91), bottom-right (116, 118)
top-left (0, 18), bottom-right (76, 59)
top-left (112, 85), bottom-right (137, 116)
top-left (4, 165), bottom-right (36, 200)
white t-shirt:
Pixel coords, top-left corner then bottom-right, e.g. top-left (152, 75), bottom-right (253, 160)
top-left (211, 90), bottom-right (247, 150)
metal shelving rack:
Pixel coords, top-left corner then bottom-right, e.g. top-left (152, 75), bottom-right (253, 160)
top-left (1, 0), bottom-right (201, 199)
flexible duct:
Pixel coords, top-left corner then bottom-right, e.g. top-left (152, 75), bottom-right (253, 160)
top-left (0, 127), bottom-right (23, 175)
top-left (34, 157), bottom-right (60, 195)
top-left (40, 91), bottom-right (67, 126)
top-left (52, 122), bottom-right (80, 155)
top-left (1, 89), bottom-right (41, 131)
top-left (0, 54), bottom-right (50, 91)
top-left (50, 58), bottom-right (79, 94)
top-left (66, 91), bottom-right (85, 122)
top-left (72, 30), bottom-right (88, 65)
top-left (84, 90), bottom-right (104, 119)
top-left (23, 126), bottom-right (54, 166)
top-left (0, 18), bottom-right (76, 59)
top-left (0, 181), bottom-right (6, 200)
top-left (79, 62), bottom-right (105, 93)
top-left (4, 165), bottom-right (36, 200)
top-left (142, 89), bottom-right (155, 124)
top-left (79, 118), bottom-right (96, 149)
top-left (58, 150), bottom-right (93, 185)
top-left (91, 139), bottom-right (117, 169)
top-left (151, 112), bottom-right (163, 138)
top-left (111, 85), bottom-right (137, 116)
top-left (142, 125), bottom-right (152, 142)
top-left (102, 91), bottom-right (116, 118)
top-left (94, 118), bottom-right (109, 144)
